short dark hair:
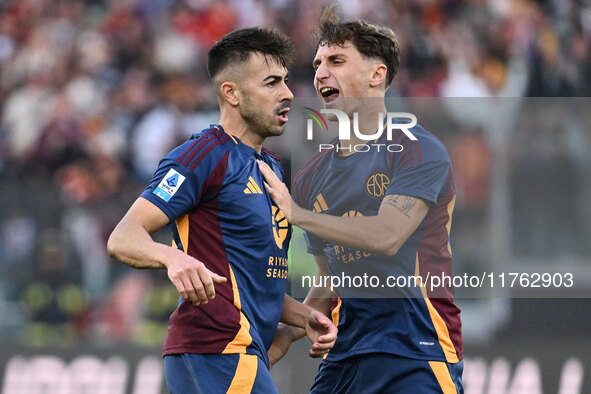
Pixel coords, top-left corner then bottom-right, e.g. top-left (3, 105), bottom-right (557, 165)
top-left (207, 27), bottom-right (294, 80)
top-left (315, 5), bottom-right (401, 87)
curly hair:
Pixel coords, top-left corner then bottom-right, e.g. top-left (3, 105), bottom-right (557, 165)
top-left (315, 4), bottom-right (401, 87)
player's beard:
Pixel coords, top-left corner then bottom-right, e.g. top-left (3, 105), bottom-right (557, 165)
top-left (240, 96), bottom-right (287, 138)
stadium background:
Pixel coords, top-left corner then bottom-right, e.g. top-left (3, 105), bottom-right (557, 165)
top-left (0, 0), bottom-right (590, 392)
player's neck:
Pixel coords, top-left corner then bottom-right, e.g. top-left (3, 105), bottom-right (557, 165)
top-left (218, 115), bottom-right (264, 153)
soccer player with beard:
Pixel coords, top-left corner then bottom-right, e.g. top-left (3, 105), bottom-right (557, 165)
top-left (108, 27), bottom-right (336, 393)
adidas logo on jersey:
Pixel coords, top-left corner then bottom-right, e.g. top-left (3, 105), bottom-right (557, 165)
top-left (244, 176), bottom-right (263, 194)
top-left (313, 193), bottom-right (328, 213)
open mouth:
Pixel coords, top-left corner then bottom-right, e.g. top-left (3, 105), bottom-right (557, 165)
top-left (276, 107), bottom-right (290, 123)
top-left (320, 87), bottom-right (340, 103)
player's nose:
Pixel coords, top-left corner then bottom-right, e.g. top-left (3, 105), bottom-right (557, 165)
top-left (280, 82), bottom-right (293, 102)
top-left (315, 62), bottom-right (330, 81)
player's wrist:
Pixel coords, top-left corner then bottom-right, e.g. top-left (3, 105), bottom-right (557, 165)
top-left (157, 244), bottom-right (180, 269)
top-left (278, 322), bottom-right (306, 342)
top-left (290, 201), bottom-right (303, 226)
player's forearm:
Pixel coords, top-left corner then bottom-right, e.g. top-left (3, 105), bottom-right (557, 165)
top-left (277, 287), bottom-right (334, 343)
top-left (280, 294), bottom-right (315, 329)
top-left (275, 322), bottom-right (306, 343)
top-left (304, 285), bottom-right (333, 317)
top-left (107, 220), bottom-right (171, 270)
top-left (292, 204), bottom-right (402, 256)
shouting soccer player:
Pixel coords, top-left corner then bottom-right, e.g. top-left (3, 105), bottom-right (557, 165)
top-left (260, 6), bottom-right (464, 393)
top-left (107, 27), bottom-right (337, 393)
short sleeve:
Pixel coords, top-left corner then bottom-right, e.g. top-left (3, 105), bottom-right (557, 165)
top-left (386, 160), bottom-right (449, 204)
top-left (386, 139), bottom-right (450, 204)
top-left (141, 142), bottom-right (226, 221)
top-left (303, 233), bottom-right (325, 255)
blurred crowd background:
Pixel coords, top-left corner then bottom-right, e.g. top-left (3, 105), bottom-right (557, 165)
top-left (0, 0), bottom-right (590, 348)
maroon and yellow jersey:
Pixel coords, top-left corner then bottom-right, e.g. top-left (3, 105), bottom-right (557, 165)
top-left (141, 125), bottom-right (291, 365)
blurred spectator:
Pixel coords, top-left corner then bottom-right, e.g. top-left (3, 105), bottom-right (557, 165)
top-left (130, 74), bottom-right (215, 181)
top-left (451, 129), bottom-right (491, 276)
top-left (93, 271), bottom-right (153, 343)
top-left (511, 110), bottom-right (586, 258)
top-left (0, 211), bottom-right (37, 298)
top-left (19, 228), bottom-right (88, 346)
top-left (56, 155), bottom-right (133, 302)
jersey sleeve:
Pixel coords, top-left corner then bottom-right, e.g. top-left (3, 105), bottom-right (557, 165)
top-left (386, 138), bottom-right (451, 205)
top-left (141, 141), bottom-right (226, 221)
top-left (303, 233), bottom-right (325, 255)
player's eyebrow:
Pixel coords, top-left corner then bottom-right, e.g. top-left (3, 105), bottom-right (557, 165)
top-left (263, 73), bottom-right (288, 83)
top-left (313, 54), bottom-right (347, 68)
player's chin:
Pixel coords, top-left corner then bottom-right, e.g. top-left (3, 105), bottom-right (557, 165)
top-left (277, 117), bottom-right (288, 129)
top-left (269, 122), bottom-right (286, 136)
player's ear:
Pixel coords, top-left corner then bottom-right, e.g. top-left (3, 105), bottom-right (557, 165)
top-left (220, 81), bottom-right (240, 106)
top-left (369, 64), bottom-right (387, 88)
